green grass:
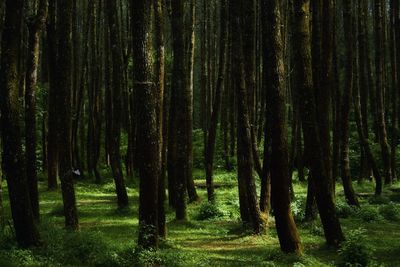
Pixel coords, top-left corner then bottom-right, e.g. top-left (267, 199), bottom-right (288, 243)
top-left (0, 170), bottom-right (400, 266)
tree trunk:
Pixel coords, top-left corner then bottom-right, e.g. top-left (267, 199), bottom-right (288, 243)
top-left (232, 0), bottom-right (264, 234)
top-left (263, 0), bottom-right (302, 254)
top-left (106, 0), bottom-right (129, 208)
top-left (340, 0), bottom-right (359, 207)
top-left (56, 0), bottom-right (79, 230)
top-left (154, 0), bottom-right (167, 239)
top-left (205, 0), bottom-right (228, 203)
top-left (171, 0), bottom-right (189, 220)
top-left (132, 0), bottom-right (160, 249)
top-left (374, 0), bottom-right (393, 185)
top-left (293, 0), bottom-right (344, 247)
top-left (46, 0), bottom-right (58, 190)
top-left (25, 0), bottom-right (48, 221)
top-left (0, 0), bottom-right (41, 247)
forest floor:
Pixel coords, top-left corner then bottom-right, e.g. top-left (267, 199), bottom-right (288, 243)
top-left (0, 169), bottom-right (400, 266)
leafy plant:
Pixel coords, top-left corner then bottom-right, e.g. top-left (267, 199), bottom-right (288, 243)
top-left (379, 203), bottom-right (400, 221)
top-left (195, 202), bottom-right (224, 220)
top-left (357, 206), bottom-right (382, 222)
top-left (339, 228), bottom-right (373, 267)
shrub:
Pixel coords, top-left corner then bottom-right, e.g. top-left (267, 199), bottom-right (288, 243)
top-left (368, 195), bottom-right (390, 205)
top-left (339, 228), bottom-right (373, 267)
top-left (389, 193), bottom-right (400, 203)
top-left (291, 197), bottom-right (306, 222)
top-left (379, 203), bottom-right (400, 221)
top-left (336, 201), bottom-right (357, 218)
top-left (132, 247), bottom-right (164, 267)
top-left (195, 202), bottom-right (224, 220)
top-left (357, 207), bottom-right (382, 222)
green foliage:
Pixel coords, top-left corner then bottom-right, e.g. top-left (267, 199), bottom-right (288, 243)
top-left (291, 197), bottom-right (306, 222)
top-left (132, 247), bottom-right (164, 267)
top-left (339, 228), bottom-right (373, 267)
top-left (336, 200), bottom-right (357, 218)
top-left (368, 195), bottom-right (390, 205)
top-left (388, 193), bottom-right (400, 203)
top-left (357, 206), bottom-right (382, 222)
top-left (195, 201), bottom-right (224, 220)
top-left (379, 203), bottom-right (400, 221)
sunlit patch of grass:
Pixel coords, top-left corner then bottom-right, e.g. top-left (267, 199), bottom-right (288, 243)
top-left (0, 168), bottom-right (399, 266)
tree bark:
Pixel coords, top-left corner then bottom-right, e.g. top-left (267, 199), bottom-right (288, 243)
top-left (293, 0), bottom-right (344, 247)
top-left (340, 0), bottom-right (359, 207)
top-left (106, 0), bottom-right (129, 208)
top-left (374, 0), bottom-right (393, 185)
top-left (262, 0), bottom-right (302, 254)
top-left (171, 0), bottom-right (189, 220)
top-left (0, 0), bottom-right (41, 247)
top-left (205, 0), bottom-right (228, 203)
top-left (25, 0), bottom-right (48, 221)
top-left (56, 0), bottom-right (79, 230)
top-left (132, 0), bottom-right (160, 249)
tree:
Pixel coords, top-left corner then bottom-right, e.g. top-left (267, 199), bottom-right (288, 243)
top-left (46, 0), bottom-right (58, 190)
top-left (204, 0), bottom-right (228, 202)
top-left (171, 0), bottom-right (190, 220)
top-left (106, 0), bottom-right (129, 208)
top-left (0, 0), bottom-right (41, 246)
top-left (374, 0), bottom-right (392, 185)
top-left (340, 0), bottom-right (359, 206)
top-left (154, 0), bottom-right (167, 238)
top-left (132, 0), bottom-right (161, 249)
top-left (293, 0), bottom-right (344, 247)
top-left (56, 0), bottom-right (79, 230)
top-left (262, 0), bottom-right (302, 253)
top-left (25, 0), bottom-right (48, 220)
top-left (231, 0), bottom-right (264, 234)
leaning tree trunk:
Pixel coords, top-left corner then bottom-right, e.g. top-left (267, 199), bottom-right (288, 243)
top-left (0, 0), bottom-right (41, 247)
top-left (293, 0), bottom-right (344, 247)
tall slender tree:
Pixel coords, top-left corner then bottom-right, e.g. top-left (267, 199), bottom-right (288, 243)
top-left (204, 0), bottom-right (228, 202)
top-left (0, 0), bottom-right (41, 247)
top-left (293, 0), bottom-right (344, 247)
top-left (25, 0), bottom-right (48, 220)
top-left (263, 0), bottom-right (302, 253)
top-left (132, 0), bottom-right (160, 249)
top-left (374, 0), bottom-right (393, 185)
top-left (106, 0), bottom-right (129, 208)
top-left (171, 0), bottom-right (190, 220)
top-left (56, 0), bottom-right (79, 230)
top-left (340, 0), bottom-right (359, 206)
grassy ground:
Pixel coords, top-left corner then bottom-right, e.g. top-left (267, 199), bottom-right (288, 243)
top-left (0, 168), bottom-right (400, 266)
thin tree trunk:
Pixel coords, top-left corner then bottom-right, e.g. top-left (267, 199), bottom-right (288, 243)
top-left (106, 0), bottom-right (129, 208)
top-left (25, 0), bottom-right (48, 221)
top-left (56, 0), bottom-right (79, 230)
top-left (205, 0), bottom-right (228, 203)
top-left (340, 0), bottom-right (359, 207)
